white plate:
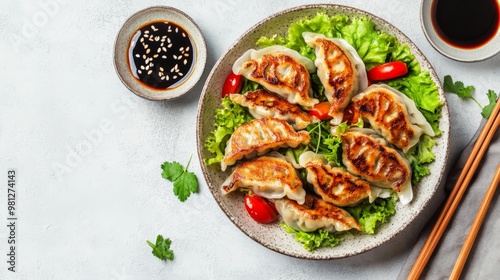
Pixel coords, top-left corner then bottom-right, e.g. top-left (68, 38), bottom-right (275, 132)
top-left (420, 0), bottom-right (500, 62)
top-left (196, 4), bottom-right (450, 259)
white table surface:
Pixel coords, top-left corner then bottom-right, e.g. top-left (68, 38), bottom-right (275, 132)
top-left (1, 1), bottom-right (498, 279)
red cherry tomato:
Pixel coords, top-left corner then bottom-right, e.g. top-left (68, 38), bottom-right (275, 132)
top-left (367, 61), bottom-right (408, 81)
top-left (221, 72), bottom-right (242, 97)
top-left (308, 102), bottom-right (332, 120)
top-left (244, 194), bottom-right (278, 224)
top-left (342, 104), bottom-right (360, 124)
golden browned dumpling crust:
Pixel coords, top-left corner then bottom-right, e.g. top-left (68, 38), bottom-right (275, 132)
top-left (221, 117), bottom-right (310, 171)
top-left (341, 131), bottom-right (411, 193)
top-left (305, 160), bottom-right (371, 207)
top-left (221, 155), bottom-right (305, 204)
top-left (242, 53), bottom-right (315, 107)
top-left (230, 89), bottom-right (314, 130)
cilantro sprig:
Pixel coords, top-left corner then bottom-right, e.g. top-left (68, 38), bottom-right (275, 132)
top-left (161, 156), bottom-right (199, 202)
top-left (147, 235), bottom-right (174, 261)
top-left (443, 75), bottom-right (499, 118)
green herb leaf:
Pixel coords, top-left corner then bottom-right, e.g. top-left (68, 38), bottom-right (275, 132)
top-left (443, 75), bottom-right (475, 99)
top-left (173, 171), bottom-right (199, 202)
top-left (161, 157), bottom-right (199, 202)
top-left (147, 235), bottom-right (174, 261)
top-left (161, 161), bottom-right (184, 182)
top-left (481, 89), bottom-right (499, 118)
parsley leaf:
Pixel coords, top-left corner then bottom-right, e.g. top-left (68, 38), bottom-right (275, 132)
top-left (147, 235), bottom-right (174, 261)
top-left (443, 75), bottom-right (475, 99)
top-left (481, 89), bottom-right (499, 118)
top-left (161, 156), bottom-right (199, 202)
top-left (443, 75), bottom-right (498, 119)
top-left (161, 162), bottom-right (184, 181)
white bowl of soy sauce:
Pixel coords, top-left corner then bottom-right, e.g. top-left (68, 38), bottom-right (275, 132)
top-left (421, 0), bottom-right (500, 62)
top-left (114, 6), bottom-right (207, 100)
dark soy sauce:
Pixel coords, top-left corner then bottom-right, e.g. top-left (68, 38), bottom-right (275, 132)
top-left (431, 0), bottom-right (500, 49)
top-left (127, 21), bottom-right (195, 90)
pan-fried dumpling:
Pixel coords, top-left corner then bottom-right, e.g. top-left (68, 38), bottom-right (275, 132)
top-left (305, 159), bottom-right (371, 207)
top-left (340, 131), bottom-right (413, 205)
top-left (303, 32), bottom-right (368, 124)
top-left (352, 84), bottom-right (435, 152)
top-left (232, 46), bottom-right (318, 107)
top-left (275, 194), bottom-right (361, 232)
top-left (229, 90), bottom-right (316, 130)
top-left (221, 117), bottom-right (310, 171)
top-left (221, 154), bottom-right (306, 204)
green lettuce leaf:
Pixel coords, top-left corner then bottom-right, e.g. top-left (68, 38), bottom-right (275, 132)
top-left (337, 17), bottom-right (395, 68)
top-left (281, 222), bottom-right (341, 252)
top-left (346, 197), bottom-right (396, 234)
top-left (406, 134), bottom-right (436, 183)
top-left (204, 97), bottom-right (253, 165)
top-left (305, 121), bottom-right (342, 166)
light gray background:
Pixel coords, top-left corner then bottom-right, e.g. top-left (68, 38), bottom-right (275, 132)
top-left (0, 1), bottom-right (498, 279)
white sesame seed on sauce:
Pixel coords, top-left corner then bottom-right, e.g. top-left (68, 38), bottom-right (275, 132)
top-left (128, 21), bottom-right (195, 89)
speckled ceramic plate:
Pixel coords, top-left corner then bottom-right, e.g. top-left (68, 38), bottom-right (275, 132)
top-left (196, 4), bottom-right (450, 259)
top-left (114, 6), bottom-right (207, 101)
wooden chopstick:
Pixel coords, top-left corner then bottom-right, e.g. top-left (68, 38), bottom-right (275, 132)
top-left (407, 99), bottom-right (500, 280)
top-left (449, 164), bottom-right (500, 279)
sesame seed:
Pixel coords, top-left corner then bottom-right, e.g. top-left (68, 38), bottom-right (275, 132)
top-left (184, 53), bottom-right (189, 57)
top-left (149, 62), bottom-right (153, 67)
top-left (146, 49), bottom-right (151, 54)
top-left (161, 76), bottom-right (165, 80)
top-left (147, 70), bottom-right (153, 75)
top-left (167, 44), bottom-right (172, 48)
top-left (144, 44), bottom-right (149, 49)
top-left (145, 65), bottom-right (150, 70)
top-left (140, 65), bottom-right (145, 70)
top-left (155, 36), bottom-right (160, 41)
top-left (151, 25), bottom-right (155, 30)
top-left (183, 59), bottom-right (187, 65)
top-left (162, 55), bottom-right (167, 59)
top-left (140, 38), bottom-right (144, 43)
top-left (142, 55), bottom-right (146, 59)
top-left (179, 72), bottom-right (183, 76)
top-left (173, 55), bottom-right (177, 59)
top-left (153, 54), bottom-right (159, 58)
top-left (160, 67), bottom-right (164, 72)
top-left (157, 47), bottom-right (161, 53)
top-left (145, 30), bottom-right (149, 34)
top-left (138, 70), bottom-right (142, 74)
top-left (170, 67), bottom-right (175, 73)
top-left (182, 32), bottom-right (186, 37)
top-left (175, 27), bottom-right (178, 33)
top-left (166, 76), bottom-right (170, 81)
top-left (180, 47), bottom-right (184, 51)
top-left (163, 47), bottom-right (167, 52)
top-left (167, 38), bottom-right (171, 43)
top-left (135, 54), bottom-right (140, 58)
top-left (173, 75), bottom-right (178, 79)
top-left (186, 47), bottom-right (190, 52)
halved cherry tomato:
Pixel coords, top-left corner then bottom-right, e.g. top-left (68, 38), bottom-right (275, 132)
top-left (342, 103), bottom-right (360, 124)
top-left (308, 101), bottom-right (332, 120)
top-left (221, 72), bottom-right (242, 97)
top-left (367, 61), bottom-right (408, 81)
top-left (244, 194), bottom-right (277, 224)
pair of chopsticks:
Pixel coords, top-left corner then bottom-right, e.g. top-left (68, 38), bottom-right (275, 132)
top-left (408, 99), bottom-right (500, 280)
